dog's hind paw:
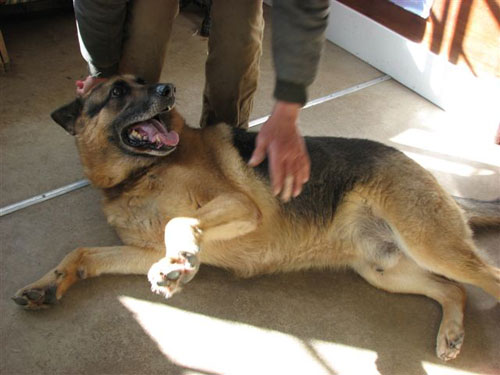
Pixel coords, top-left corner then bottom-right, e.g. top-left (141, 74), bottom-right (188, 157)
top-left (436, 322), bottom-right (464, 361)
top-left (147, 251), bottom-right (199, 299)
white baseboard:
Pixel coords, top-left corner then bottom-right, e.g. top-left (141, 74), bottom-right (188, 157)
top-left (326, 1), bottom-right (499, 125)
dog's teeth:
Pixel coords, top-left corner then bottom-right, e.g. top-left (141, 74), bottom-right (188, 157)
top-left (130, 130), bottom-right (140, 139)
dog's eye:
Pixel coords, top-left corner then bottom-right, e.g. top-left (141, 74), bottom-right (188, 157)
top-left (111, 87), bottom-right (125, 98)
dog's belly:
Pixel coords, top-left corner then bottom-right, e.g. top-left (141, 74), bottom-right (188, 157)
top-left (198, 213), bottom-right (361, 277)
top-left (109, 206), bottom-right (359, 278)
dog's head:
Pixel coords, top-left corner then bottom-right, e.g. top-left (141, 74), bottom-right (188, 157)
top-left (51, 75), bottom-right (185, 187)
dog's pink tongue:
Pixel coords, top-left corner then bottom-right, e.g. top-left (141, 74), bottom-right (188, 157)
top-left (154, 128), bottom-right (179, 147)
top-left (137, 119), bottom-right (179, 147)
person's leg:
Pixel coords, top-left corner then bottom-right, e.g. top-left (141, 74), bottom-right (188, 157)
top-left (119, 0), bottom-right (179, 83)
top-left (201, 0), bottom-right (264, 128)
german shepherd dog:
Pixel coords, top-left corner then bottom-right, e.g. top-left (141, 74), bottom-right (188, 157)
top-left (13, 76), bottom-right (500, 361)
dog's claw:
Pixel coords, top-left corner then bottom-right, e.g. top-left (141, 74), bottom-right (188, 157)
top-left (12, 297), bottom-right (28, 306)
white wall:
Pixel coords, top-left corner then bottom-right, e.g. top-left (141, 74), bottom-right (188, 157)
top-left (326, 1), bottom-right (499, 126)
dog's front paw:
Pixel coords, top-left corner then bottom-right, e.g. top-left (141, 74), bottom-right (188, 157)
top-left (12, 268), bottom-right (72, 310)
top-left (12, 284), bottom-right (59, 310)
top-left (148, 252), bottom-right (199, 299)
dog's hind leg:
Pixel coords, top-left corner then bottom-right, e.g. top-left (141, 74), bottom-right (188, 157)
top-left (405, 237), bottom-right (500, 300)
top-left (382, 196), bottom-right (500, 300)
top-left (363, 162), bottom-right (500, 300)
top-left (13, 246), bottom-right (163, 310)
top-left (353, 255), bottom-right (466, 361)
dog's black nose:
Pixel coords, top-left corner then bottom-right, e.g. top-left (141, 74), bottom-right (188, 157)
top-left (155, 84), bottom-right (175, 97)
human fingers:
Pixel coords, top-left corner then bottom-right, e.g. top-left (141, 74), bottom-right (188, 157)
top-left (280, 174), bottom-right (294, 203)
top-left (75, 76), bottom-right (95, 96)
top-left (271, 136), bottom-right (309, 201)
top-left (76, 76), bottom-right (107, 96)
top-left (248, 133), bottom-right (268, 167)
top-left (268, 146), bottom-right (286, 197)
top-left (281, 154), bottom-right (304, 202)
top-left (293, 153), bottom-right (310, 198)
top-left (75, 80), bottom-right (85, 96)
top-left (83, 77), bottom-right (106, 94)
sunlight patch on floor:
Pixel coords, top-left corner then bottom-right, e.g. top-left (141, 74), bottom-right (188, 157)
top-left (119, 296), bottom-right (381, 375)
top-left (119, 296), bottom-right (492, 375)
top-left (421, 361), bottom-right (487, 375)
top-left (402, 151), bottom-right (496, 177)
top-left (390, 128), bottom-right (500, 167)
top-left (307, 339), bottom-right (379, 375)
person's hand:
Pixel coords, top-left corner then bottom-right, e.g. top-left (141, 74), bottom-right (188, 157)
top-left (76, 75), bottom-right (108, 96)
top-left (249, 101), bottom-right (310, 202)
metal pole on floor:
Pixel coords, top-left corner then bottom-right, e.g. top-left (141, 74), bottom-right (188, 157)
top-left (0, 180), bottom-right (91, 217)
top-left (0, 75), bottom-right (391, 218)
top-left (249, 74), bottom-right (391, 127)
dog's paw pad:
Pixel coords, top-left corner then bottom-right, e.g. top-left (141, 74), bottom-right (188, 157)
top-left (12, 285), bottom-right (58, 310)
top-left (156, 270), bottom-right (182, 286)
top-left (148, 252), bottom-right (199, 299)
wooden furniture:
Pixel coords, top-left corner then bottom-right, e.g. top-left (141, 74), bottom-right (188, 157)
top-left (0, 29), bottom-right (10, 72)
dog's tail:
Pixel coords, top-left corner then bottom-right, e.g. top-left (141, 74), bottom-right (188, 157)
top-left (453, 196), bottom-right (500, 230)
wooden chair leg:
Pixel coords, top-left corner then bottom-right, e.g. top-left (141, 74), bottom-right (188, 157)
top-left (0, 30), bottom-right (10, 72)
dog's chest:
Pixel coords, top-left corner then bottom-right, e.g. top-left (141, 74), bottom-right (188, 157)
top-left (103, 194), bottom-right (164, 239)
top-left (102, 180), bottom-right (204, 247)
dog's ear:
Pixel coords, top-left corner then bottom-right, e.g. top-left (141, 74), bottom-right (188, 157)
top-left (50, 99), bottom-right (83, 135)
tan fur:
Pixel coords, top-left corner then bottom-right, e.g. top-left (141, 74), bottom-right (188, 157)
top-left (14, 77), bottom-right (499, 361)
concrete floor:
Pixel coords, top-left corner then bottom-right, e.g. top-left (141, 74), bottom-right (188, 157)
top-left (1, 5), bottom-right (499, 375)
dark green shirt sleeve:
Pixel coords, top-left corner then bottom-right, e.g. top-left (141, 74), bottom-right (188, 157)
top-left (73, 0), bottom-right (128, 77)
top-left (271, 0), bottom-right (330, 105)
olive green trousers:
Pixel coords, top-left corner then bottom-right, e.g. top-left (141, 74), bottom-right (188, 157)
top-left (119, 0), bottom-right (264, 129)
